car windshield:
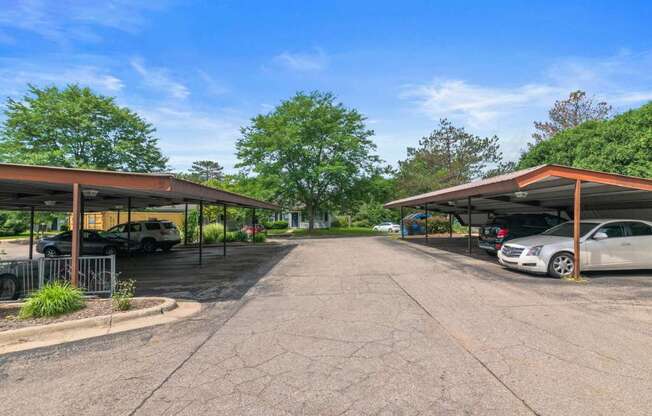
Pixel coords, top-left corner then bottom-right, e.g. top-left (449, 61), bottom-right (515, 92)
top-left (541, 222), bottom-right (599, 237)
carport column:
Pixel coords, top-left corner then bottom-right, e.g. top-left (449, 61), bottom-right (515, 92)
top-left (424, 204), bottom-right (428, 244)
top-left (400, 206), bottom-right (405, 239)
top-left (183, 203), bottom-right (188, 246)
top-left (198, 200), bottom-right (204, 265)
top-left (28, 206), bottom-right (35, 260)
top-left (71, 183), bottom-right (82, 287)
top-left (448, 213), bottom-right (453, 239)
top-left (467, 196), bottom-right (472, 255)
top-left (222, 204), bottom-right (227, 257)
top-left (573, 179), bottom-right (582, 279)
top-left (252, 208), bottom-right (256, 244)
top-left (127, 197), bottom-right (132, 257)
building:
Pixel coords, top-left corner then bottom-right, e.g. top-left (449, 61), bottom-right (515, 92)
top-left (272, 209), bottom-right (332, 229)
top-left (72, 206), bottom-right (187, 231)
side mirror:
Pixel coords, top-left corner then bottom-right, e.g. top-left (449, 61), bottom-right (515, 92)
top-left (593, 231), bottom-right (608, 240)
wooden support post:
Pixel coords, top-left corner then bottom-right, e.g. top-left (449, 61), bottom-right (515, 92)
top-left (424, 204), bottom-right (429, 244)
top-left (199, 200), bottom-right (203, 265)
top-left (223, 204), bottom-right (227, 257)
top-left (252, 208), bottom-right (256, 244)
top-left (28, 206), bottom-right (34, 260)
top-left (573, 180), bottom-right (582, 279)
top-left (127, 197), bottom-right (132, 257)
top-left (449, 213), bottom-right (453, 239)
top-left (71, 183), bottom-right (81, 287)
top-left (184, 203), bottom-right (188, 245)
top-left (467, 196), bottom-right (472, 255)
top-left (400, 206), bottom-right (405, 239)
top-left (116, 209), bottom-right (120, 226)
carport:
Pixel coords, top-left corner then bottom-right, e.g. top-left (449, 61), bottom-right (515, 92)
top-left (384, 164), bottom-right (652, 279)
top-left (0, 163), bottom-right (278, 289)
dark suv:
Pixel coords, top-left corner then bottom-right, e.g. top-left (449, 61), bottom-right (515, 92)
top-left (478, 214), bottom-right (564, 255)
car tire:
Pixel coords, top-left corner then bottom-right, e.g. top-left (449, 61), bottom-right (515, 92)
top-left (44, 246), bottom-right (60, 258)
top-left (548, 252), bottom-right (574, 278)
top-left (103, 246), bottom-right (117, 256)
top-left (0, 273), bottom-right (19, 300)
top-left (142, 238), bottom-right (157, 254)
top-left (485, 250), bottom-right (497, 257)
top-left (161, 244), bottom-right (172, 252)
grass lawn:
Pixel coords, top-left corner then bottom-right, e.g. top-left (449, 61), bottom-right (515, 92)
top-left (267, 227), bottom-right (387, 237)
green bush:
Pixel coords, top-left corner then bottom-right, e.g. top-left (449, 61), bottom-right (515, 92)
top-left (269, 220), bottom-right (288, 229)
top-left (19, 281), bottom-right (85, 318)
top-left (202, 223), bottom-right (225, 244)
top-left (252, 233), bottom-right (266, 243)
top-left (233, 230), bottom-right (248, 241)
top-left (351, 219), bottom-right (371, 228)
top-left (112, 279), bottom-right (135, 311)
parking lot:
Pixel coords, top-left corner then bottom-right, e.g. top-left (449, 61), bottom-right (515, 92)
top-left (3, 235), bottom-right (652, 415)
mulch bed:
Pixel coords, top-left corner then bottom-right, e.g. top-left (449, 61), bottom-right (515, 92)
top-left (0, 298), bottom-right (164, 332)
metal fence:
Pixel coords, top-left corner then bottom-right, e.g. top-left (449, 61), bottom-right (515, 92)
top-left (1, 255), bottom-right (116, 298)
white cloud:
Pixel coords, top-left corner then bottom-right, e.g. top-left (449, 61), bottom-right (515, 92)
top-left (400, 51), bottom-right (652, 161)
top-left (0, 0), bottom-right (168, 44)
top-left (197, 70), bottom-right (229, 96)
top-left (130, 58), bottom-right (190, 100)
top-left (273, 48), bottom-right (329, 71)
top-left (0, 61), bottom-right (124, 95)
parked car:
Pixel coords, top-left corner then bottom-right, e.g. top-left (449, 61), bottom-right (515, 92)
top-left (372, 222), bottom-right (401, 233)
top-left (479, 214), bottom-right (564, 255)
top-left (242, 224), bottom-right (265, 236)
top-left (105, 220), bottom-right (181, 253)
top-left (498, 219), bottom-right (652, 278)
top-left (36, 230), bottom-right (136, 257)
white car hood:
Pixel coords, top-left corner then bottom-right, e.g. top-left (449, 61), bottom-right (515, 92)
top-left (505, 234), bottom-right (571, 247)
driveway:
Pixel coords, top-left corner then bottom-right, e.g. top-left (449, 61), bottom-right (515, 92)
top-left (2, 237), bottom-right (651, 415)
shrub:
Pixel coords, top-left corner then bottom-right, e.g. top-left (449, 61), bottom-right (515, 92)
top-left (233, 230), bottom-right (248, 241)
top-left (113, 279), bottom-right (136, 311)
top-left (269, 220), bottom-right (288, 229)
top-left (19, 281), bottom-right (85, 318)
top-left (252, 233), bottom-right (266, 243)
top-left (351, 219), bottom-right (371, 228)
top-left (202, 223), bottom-right (224, 244)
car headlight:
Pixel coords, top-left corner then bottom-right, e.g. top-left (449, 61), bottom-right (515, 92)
top-left (526, 245), bottom-right (543, 256)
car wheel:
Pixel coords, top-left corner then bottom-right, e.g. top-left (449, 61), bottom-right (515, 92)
top-left (44, 246), bottom-right (59, 258)
top-left (103, 246), bottom-right (117, 256)
top-left (161, 244), bottom-right (172, 252)
top-left (0, 273), bottom-right (19, 300)
top-left (485, 250), bottom-right (497, 257)
top-left (142, 238), bottom-right (157, 253)
top-left (548, 252), bottom-right (574, 278)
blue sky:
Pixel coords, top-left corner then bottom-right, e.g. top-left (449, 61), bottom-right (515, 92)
top-left (2, 1), bottom-right (652, 172)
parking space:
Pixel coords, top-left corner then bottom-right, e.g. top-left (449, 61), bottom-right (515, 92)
top-left (116, 242), bottom-right (296, 301)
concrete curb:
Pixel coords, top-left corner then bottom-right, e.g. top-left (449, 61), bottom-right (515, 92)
top-left (0, 297), bottom-right (176, 345)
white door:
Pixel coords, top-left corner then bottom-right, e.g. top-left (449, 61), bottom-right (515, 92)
top-left (624, 221), bottom-right (652, 268)
top-left (584, 222), bottom-right (632, 270)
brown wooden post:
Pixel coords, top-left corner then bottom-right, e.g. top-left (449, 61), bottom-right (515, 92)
top-left (424, 204), bottom-right (429, 244)
top-left (28, 206), bottom-right (35, 260)
top-left (252, 208), bottom-right (256, 244)
top-left (127, 197), bottom-right (132, 257)
top-left (71, 183), bottom-right (81, 287)
top-left (467, 196), bottom-right (472, 255)
top-left (198, 200), bottom-right (204, 265)
top-left (223, 204), bottom-right (227, 257)
top-left (448, 213), bottom-right (453, 239)
top-left (573, 179), bottom-right (582, 279)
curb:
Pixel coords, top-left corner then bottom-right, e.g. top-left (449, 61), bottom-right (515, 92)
top-left (0, 297), bottom-right (176, 345)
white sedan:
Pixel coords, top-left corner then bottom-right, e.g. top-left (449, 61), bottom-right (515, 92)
top-left (498, 219), bottom-right (652, 278)
top-left (373, 222), bottom-right (401, 233)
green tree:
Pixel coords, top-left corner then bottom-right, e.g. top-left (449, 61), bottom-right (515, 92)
top-left (532, 90), bottom-right (612, 143)
top-left (236, 91), bottom-right (378, 231)
top-left (519, 102), bottom-right (652, 177)
top-left (396, 119), bottom-right (504, 196)
top-left (0, 84), bottom-right (168, 172)
top-left (188, 160), bottom-right (224, 182)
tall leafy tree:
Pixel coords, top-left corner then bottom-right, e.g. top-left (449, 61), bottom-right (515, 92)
top-left (188, 160), bottom-right (224, 181)
top-left (519, 102), bottom-right (652, 177)
top-left (532, 90), bottom-right (612, 143)
top-left (396, 119), bottom-right (504, 196)
top-left (0, 84), bottom-right (168, 172)
top-left (236, 91), bottom-right (378, 231)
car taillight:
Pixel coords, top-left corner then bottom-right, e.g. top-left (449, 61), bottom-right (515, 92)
top-left (496, 228), bottom-right (509, 239)
top-left (495, 243), bottom-right (502, 250)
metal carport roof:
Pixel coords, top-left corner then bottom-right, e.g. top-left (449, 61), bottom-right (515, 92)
top-left (384, 164), bottom-right (652, 223)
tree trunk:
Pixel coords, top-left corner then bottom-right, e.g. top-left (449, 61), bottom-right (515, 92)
top-left (307, 204), bottom-right (315, 232)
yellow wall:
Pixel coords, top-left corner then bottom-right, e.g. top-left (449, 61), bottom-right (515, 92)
top-left (72, 211), bottom-right (186, 231)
